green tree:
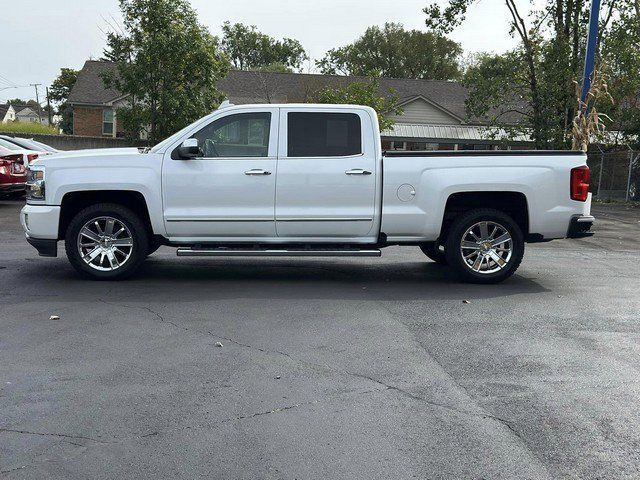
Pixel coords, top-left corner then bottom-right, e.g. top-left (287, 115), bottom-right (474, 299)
top-left (7, 98), bottom-right (41, 109)
top-left (316, 23), bottom-right (462, 80)
top-left (600, 4), bottom-right (640, 147)
top-left (314, 79), bottom-right (403, 131)
top-left (49, 68), bottom-right (79, 134)
top-left (220, 22), bottom-right (307, 72)
top-left (425, 0), bottom-right (622, 149)
top-left (102, 0), bottom-right (230, 143)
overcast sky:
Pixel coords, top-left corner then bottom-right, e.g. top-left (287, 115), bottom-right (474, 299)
top-left (2, 0), bottom-right (527, 104)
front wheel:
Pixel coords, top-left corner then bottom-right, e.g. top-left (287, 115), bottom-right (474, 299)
top-left (65, 203), bottom-right (149, 280)
top-left (445, 209), bottom-right (524, 284)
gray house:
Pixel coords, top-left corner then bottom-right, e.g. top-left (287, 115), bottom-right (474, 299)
top-left (69, 60), bottom-right (529, 149)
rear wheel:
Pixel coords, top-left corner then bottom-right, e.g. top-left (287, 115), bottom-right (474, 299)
top-left (65, 203), bottom-right (149, 280)
top-left (420, 242), bottom-right (448, 265)
top-left (445, 208), bottom-right (524, 284)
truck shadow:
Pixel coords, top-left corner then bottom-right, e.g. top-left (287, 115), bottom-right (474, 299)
top-left (8, 256), bottom-right (549, 303)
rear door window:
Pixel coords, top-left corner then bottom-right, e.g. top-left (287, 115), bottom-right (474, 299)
top-left (287, 112), bottom-right (361, 157)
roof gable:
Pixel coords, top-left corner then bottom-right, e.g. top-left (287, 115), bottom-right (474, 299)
top-left (393, 95), bottom-right (464, 124)
top-left (68, 60), bottom-right (121, 105)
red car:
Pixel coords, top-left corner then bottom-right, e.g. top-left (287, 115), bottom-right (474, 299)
top-left (0, 145), bottom-right (28, 197)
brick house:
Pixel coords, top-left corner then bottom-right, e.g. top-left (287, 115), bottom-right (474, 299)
top-left (67, 61), bottom-right (127, 137)
top-left (68, 60), bottom-right (530, 149)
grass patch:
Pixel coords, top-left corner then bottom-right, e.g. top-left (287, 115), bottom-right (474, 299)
top-left (0, 122), bottom-right (59, 135)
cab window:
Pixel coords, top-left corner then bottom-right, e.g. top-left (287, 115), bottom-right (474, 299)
top-left (193, 112), bottom-right (271, 158)
top-left (287, 112), bottom-right (361, 157)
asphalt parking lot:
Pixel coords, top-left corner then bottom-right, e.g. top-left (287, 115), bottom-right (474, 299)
top-left (1, 199), bottom-right (639, 479)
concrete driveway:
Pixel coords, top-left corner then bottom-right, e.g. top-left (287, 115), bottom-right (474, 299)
top-left (1, 200), bottom-right (639, 479)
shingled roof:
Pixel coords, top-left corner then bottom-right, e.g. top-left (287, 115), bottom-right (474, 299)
top-left (67, 60), bottom-right (122, 105)
top-left (67, 61), bottom-right (524, 125)
top-left (0, 105), bottom-right (11, 119)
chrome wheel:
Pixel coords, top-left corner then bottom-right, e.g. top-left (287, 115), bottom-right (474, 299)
top-left (77, 216), bottom-right (134, 271)
top-left (459, 220), bottom-right (512, 274)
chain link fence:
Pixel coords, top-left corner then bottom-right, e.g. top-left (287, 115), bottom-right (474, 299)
top-left (587, 149), bottom-right (639, 202)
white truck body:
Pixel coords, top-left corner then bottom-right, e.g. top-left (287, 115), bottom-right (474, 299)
top-left (21, 104), bottom-right (593, 283)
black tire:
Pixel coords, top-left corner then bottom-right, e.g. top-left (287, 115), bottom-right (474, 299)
top-left (65, 203), bottom-right (149, 280)
top-left (147, 239), bottom-right (162, 257)
top-left (445, 208), bottom-right (524, 284)
top-left (420, 242), bottom-right (448, 265)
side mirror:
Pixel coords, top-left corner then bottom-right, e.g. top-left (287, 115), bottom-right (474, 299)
top-left (177, 138), bottom-right (201, 159)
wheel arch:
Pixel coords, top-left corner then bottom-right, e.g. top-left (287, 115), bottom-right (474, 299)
top-left (58, 190), bottom-right (156, 240)
top-left (439, 191), bottom-right (529, 242)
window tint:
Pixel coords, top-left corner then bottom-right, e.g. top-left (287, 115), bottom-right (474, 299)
top-left (193, 112), bottom-right (271, 158)
top-left (288, 113), bottom-right (361, 157)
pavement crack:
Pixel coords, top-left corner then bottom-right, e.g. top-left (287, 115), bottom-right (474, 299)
top-left (97, 299), bottom-right (334, 372)
top-left (96, 299), bottom-right (525, 448)
top-left (98, 299), bottom-right (187, 332)
top-left (224, 401), bottom-right (308, 423)
top-left (0, 427), bottom-right (111, 445)
top-left (0, 464), bottom-right (28, 475)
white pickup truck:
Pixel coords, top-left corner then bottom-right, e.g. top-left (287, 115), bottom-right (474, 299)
top-left (21, 103), bottom-right (593, 283)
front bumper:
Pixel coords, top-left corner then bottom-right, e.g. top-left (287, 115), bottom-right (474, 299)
top-left (21, 204), bottom-right (61, 257)
top-left (26, 237), bottom-right (57, 257)
top-left (567, 215), bottom-right (595, 238)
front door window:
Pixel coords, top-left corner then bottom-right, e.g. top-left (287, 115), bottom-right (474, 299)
top-left (192, 112), bottom-right (271, 158)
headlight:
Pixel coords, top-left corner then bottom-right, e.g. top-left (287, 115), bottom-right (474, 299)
top-left (26, 165), bottom-right (45, 201)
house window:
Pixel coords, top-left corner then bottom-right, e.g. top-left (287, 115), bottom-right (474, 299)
top-left (103, 109), bottom-right (114, 135)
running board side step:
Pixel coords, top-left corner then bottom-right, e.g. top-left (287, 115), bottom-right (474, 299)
top-left (176, 247), bottom-right (382, 257)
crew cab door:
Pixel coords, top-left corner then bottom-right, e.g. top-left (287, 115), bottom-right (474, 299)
top-left (162, 107), bottom-right (279, 238)
top-left (275, 108), bottom-right (377, 239)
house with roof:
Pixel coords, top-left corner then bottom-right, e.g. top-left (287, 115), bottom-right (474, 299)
top-left (67, 60), bottom-right (530, 149)
top-left (12, 105), bottom-right (51, 125)
top-left (0, 104), bottom-right (16, 123)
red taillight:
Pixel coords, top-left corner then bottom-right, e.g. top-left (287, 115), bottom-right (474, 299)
top-left (0, 154), bottom-right (23, 166)
top-left (27, 153), bottom-right (39, 163)
top-left (571, 166), bottom-right (590, 202)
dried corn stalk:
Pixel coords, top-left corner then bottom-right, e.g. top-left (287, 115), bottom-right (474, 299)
top-left (571, 65), bottom-right (614, 152)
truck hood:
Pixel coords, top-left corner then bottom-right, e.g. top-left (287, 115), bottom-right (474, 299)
top-left (32, 147), bottom-right (142, 166)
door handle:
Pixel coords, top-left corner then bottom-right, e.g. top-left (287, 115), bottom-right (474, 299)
top-left (244, 169), bottom-right (271, 176)
top-left (345, 169), bottom-right (372, 175)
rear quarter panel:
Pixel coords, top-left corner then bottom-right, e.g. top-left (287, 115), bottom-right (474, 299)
top-left (381, 153), bottom-right (590, 241)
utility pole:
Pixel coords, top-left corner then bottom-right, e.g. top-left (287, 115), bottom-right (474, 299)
top-left (45, 87), bottom-right (52, 126)
top-left (30, 83), bottom-right (42, 123)
top-left (580, 0), bottom-right (602, 104)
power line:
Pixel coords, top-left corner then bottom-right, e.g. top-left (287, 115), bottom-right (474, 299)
top-left (0, 73), bottom-right (19, 87)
